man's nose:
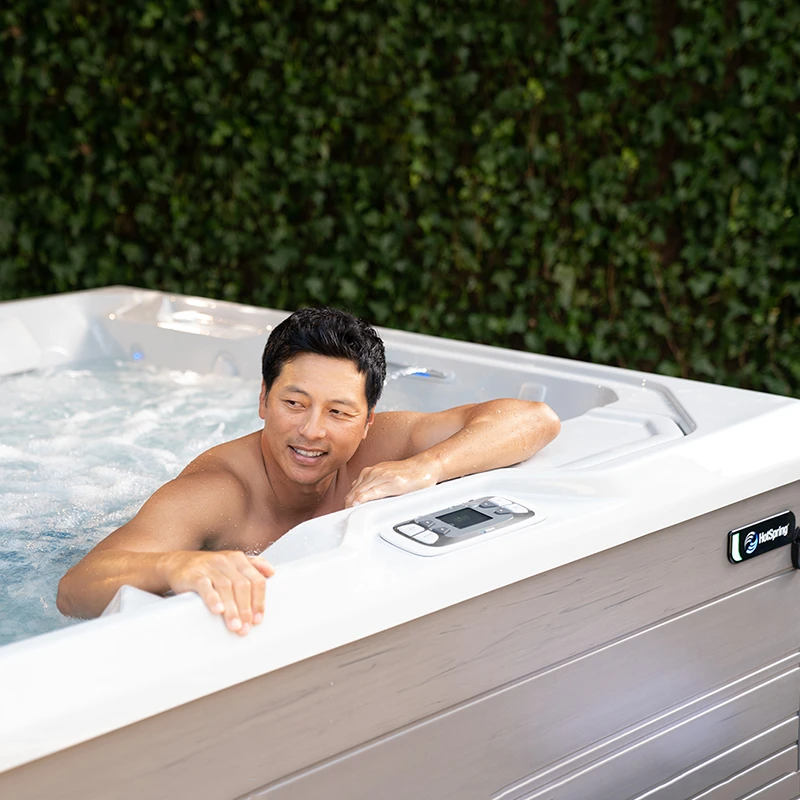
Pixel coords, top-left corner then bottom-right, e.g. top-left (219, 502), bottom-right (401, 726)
top-left (299, 409), bottom-right (327, 440)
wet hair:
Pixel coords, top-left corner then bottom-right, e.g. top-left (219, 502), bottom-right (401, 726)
top-left (261, 307), bottom-right (386, 412)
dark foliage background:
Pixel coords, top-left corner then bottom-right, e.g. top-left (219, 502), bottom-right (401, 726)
top-left (1, 0), bottom-right (798, 395)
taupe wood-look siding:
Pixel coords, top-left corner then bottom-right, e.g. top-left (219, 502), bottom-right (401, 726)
top-left (738, 772), bottom-right (800, 800)
top-left (250, 674), bottom-right (799, 800)
top-left (639, 744), bottom-right (799, 800)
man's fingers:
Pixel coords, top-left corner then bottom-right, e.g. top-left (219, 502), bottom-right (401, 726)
top-left (166, 552), bottom-right (273, 633)
top-left (350, 466), bottom-right (371, 489)
top-left (230, 575), bottom-right (254, 635)
top-left (195, 577), bottom-right (225, 616)
top-left (352, 471), bottom-right (433, 506)
top-left (212, 577), bottom-right (242, 633)
top-left (345, 470), bottom-right (369, 506)
top-left (351, 471), bottom-right (409, 504)
top-left (246, 557), bottom-right (273, 624)
top-left (348, 484), bottom-right (378, 507)
top-left (242, 563), bottom-right (268, 624)
top-left (249, 556), bottom-right (275, 578)
top-left (349, 483), bottom-right (394, 507)
top-left (219, 554), bottom-right (257, 634)
top-left (346, 468), bottom-right (388, 506)
top-left (357, 485), bottom-right (392, 504)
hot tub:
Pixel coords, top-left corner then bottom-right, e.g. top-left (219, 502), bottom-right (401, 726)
top-left (1, 287), bottom-right (799, 800)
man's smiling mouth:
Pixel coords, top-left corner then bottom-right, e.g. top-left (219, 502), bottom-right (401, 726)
top-left (290, 446), bottom-right (327, 459)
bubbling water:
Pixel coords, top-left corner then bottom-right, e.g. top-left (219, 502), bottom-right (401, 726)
top-left (0, 361), bottom-right (261, 647)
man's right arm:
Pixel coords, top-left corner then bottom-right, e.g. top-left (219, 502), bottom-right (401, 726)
top-left (56, 472), bottom-right (274, 635)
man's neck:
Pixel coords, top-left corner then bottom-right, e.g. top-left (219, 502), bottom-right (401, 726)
top-left (260, 453), bottom-right (342, 524)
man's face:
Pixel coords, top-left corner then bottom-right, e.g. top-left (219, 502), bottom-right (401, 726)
top-left (259, 353), bottom-right (374, 486)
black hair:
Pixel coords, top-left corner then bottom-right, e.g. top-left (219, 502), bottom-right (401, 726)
top-left (261, 307), bottom-right (386, 412)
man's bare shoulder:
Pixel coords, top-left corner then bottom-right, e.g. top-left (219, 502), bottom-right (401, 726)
top-left (351, 405), bottom-right (478, 472)
top-left (350, 411), bottom-right (423, 469)
top-left (179, 431), bottom-right (263, 490)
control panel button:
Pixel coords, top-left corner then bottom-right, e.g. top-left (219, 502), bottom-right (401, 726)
top-left (506, 503), bottom-right (530, 515)
top-left (432, 525), bottom-right (450, 535)
top-left (416, 518), bottom-right (437, 529)
top-left (413, 531), bottom-right (439, 545)
top-left (490, 496), bottom-right (512, 506)
top-left (397, 523), bottom-right (425, 537)
top-left (493, 508), bottom-right (511, 515)
top-left (478, 500), bottom-right (497, 509)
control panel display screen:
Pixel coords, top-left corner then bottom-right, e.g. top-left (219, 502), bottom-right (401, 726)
top-left (437, 507), bottom-right (493, 530)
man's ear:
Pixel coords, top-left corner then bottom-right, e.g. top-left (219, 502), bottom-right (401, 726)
top-left (362, 408), bottom-right (375, 440)
top-left (258, 380), bottom-right (267, 420)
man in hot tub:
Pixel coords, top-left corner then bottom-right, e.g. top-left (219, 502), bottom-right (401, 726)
top-left (58, 307), bottom-right (560, 634)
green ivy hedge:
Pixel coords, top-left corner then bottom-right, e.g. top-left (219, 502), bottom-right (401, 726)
top-left (1, 0), bottom-right (798, 396)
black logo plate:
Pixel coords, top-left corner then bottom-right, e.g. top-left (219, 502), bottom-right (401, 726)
top-left (728, 510), bottom-right (796, 564)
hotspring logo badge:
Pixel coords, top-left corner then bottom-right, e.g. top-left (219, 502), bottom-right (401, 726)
top-left (757, 524), bottom-right (790, 544)
top-left (728, 510), bottom-right (796, 564)
top-left (743, 531), bottom-right (759, 555)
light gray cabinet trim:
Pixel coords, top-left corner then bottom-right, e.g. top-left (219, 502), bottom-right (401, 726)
top-left (518, 673), bottom-right (798, 800)
top-left (488, 572), bottom-right (800, 798)
top-left (637, 736), bottom-right (799, 800)
top-left (251, 673), bottom-right (798, 800)
top-left (688, 746), bottom-right (798, 800)
top-left (738, 772), bottom-right (800, 800)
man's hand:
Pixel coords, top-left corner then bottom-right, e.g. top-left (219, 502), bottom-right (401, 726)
top-left (345, 399), bottom-right (561, 510)
top-left (161, 550), bottom-right (275, 635)
top-left (345, 457), bottom-right (441, 508)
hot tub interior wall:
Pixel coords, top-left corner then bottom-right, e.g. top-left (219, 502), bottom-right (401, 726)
top-left (4, 291), bottom-right (681, 427)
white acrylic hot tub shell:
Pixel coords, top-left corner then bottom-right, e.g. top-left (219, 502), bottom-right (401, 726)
top-left (0, 287), bottom-right (799, 791)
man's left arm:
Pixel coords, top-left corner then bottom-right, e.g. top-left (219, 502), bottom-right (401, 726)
top-left (345, 400), bottom-right (560, 507)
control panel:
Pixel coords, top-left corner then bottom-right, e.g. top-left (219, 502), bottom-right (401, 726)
top-left (379, 496), bottom-right (544, 556)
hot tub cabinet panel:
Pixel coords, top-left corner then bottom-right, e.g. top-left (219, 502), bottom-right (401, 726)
top-left (2, 482), bottom-right (799, 800)
top-left (517, 688), bottom-right (797, 800)
top-left (639, 741), bottom-right (800, 800)
top-left (740, 774), bottom-right (800, 800)
top-left (2, 288), bottom-right (800, 799)
top-left (244, 674), bottom-right (799, 800)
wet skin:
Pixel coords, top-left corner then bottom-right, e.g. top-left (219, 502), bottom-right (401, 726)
top-left (57, 353), bottom-right (561, 634)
